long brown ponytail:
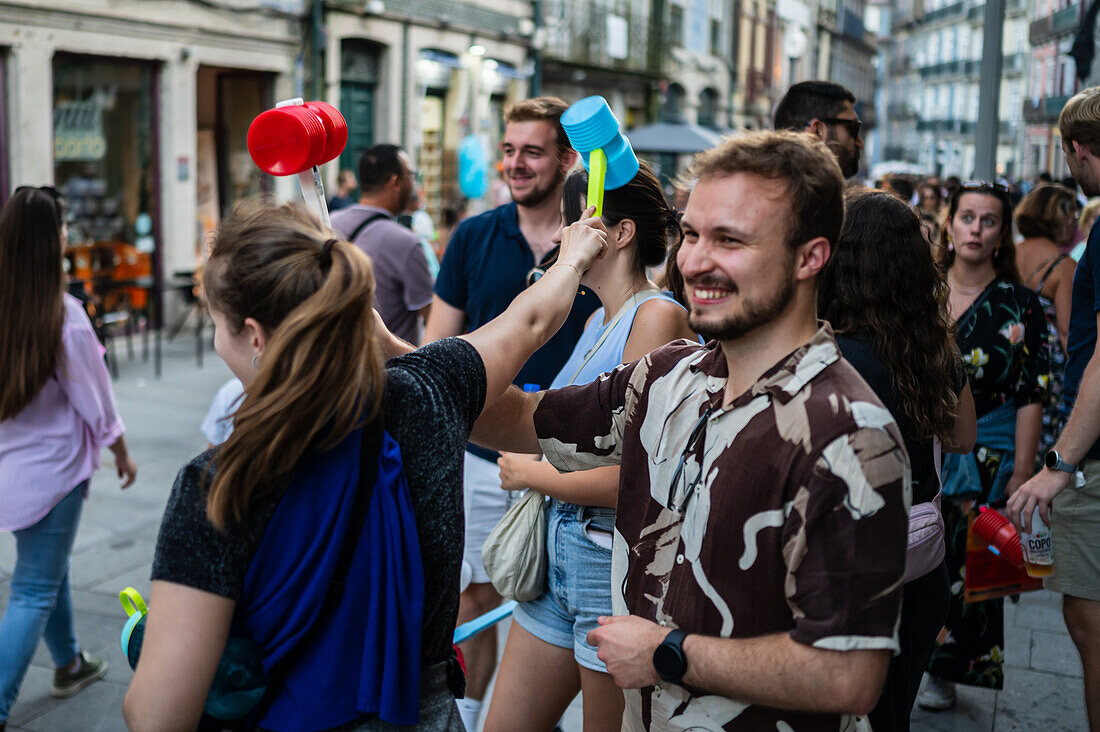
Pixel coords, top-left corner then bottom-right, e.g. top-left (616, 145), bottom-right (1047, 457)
top-left (202, 200), bottom-right (383, 528)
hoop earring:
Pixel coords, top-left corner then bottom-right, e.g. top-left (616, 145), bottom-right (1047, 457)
top-left (252, 354), bottom-right (260, 369)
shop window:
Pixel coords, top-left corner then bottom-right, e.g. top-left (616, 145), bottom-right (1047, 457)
top-left (416, 50), bottom-right (463, 225)
top-left (53, 54), bottom-right (158, 307)
top-left (340, 40), bottom-right (382, 172)
top-left (420, 94), bottom-right (445, 220)
top-left (196, 66), bottom-right (273, 247)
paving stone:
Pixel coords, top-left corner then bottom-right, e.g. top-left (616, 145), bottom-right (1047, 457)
top-left (1004, 626), bottom-right (1032, 669)
top-left (1013, 591), bottom-right (1070, 633)
top-left (995, 666), bottom-right (1087, 730)
top-left (86, 563), bottom-right (152, 601)
top-left (1, 530), bottom-right (15, 570)
top-left (6, 665), bottom-right (59, 729)
top-left (68, 536), bottom-right (158, 591)
top-left (1028, 629), bottom-right (1084, 677)
top-left (17, 677), bottom-right (130, 732)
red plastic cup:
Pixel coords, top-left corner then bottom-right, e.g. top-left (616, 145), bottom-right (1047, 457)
top-left (972, 506), bottom-right (1024, 567)
top-left (247, 102), bottom-right (347, 176)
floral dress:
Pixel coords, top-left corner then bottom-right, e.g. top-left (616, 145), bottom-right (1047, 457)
top-left (929, 278), bottom-right (1049, 690)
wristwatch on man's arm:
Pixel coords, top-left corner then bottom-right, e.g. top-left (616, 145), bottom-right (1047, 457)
top-left (1045, 449), bottom-right (1078, 475)
top-left (653, 629), bottom-right (690, 684)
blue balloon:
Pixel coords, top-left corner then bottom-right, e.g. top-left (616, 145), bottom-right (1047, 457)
top-left (458, 135), bottom-right (490, 199)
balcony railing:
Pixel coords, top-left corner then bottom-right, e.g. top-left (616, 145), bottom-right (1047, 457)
top-left (1022, 94), bottom-right (1073, 122)
top-left (924, 0), bottom-right (967, 24)
top-left (969, 0), bottom-right (1026, 20)
top-left (1031, 3), bottom-right (1080, 44)
top-left (914, 118), bottom-right (1015, 136)
top-left (888, 101), bottom-right (919, 118)
top-left (841, 9), bottom-right (866, 40)
top-left (1053, 4), bottom-right (1081, 34)
top-left (920, 59), bottom-right (966, 80)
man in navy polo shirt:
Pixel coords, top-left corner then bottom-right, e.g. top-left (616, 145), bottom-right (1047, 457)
top-left (423, 96), bottom-right (599, 729)
top-left (1011, 87), bottom-right (1100, 730)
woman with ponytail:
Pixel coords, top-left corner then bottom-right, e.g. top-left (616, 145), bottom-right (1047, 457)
top-left (123, 199), bottom-right (608, 731)
top-left (484, 163), bottom-right (697, 732)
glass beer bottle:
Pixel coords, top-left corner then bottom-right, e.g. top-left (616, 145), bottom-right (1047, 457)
top-left (1020, 507), bottom-right (1054, 578)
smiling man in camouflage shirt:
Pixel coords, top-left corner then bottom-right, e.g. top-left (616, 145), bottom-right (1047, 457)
top-left (476, 130), bottom-right (911, 731)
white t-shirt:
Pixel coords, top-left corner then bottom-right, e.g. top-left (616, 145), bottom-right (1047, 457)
top-left (200, 378), bottom-right (244, 445)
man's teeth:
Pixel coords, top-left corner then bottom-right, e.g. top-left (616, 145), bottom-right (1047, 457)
top-left (694, 287), bottom-right (729, 300)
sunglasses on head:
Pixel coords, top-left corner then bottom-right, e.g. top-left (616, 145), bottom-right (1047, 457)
top-left (816, 117), bottom-right (863, 138)
top-left (959, 179), bottom-right (1010, 196)
top-left (15, 185), bottom-right (62, 200)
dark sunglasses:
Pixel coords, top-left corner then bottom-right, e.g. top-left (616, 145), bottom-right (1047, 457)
top-left (816, 117), bottom-right (863, 138)
top-left (665, 405), bottom-right (714, 513)
top-left (15, 185), bottom-right (62, 200)
top-left (960, 179), bottom-right (1010, 196)
top-left (525, 244), bottom-right (561, 287)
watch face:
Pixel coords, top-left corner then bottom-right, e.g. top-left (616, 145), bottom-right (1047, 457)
top-left (1046, 451), bottom-right (1059, 469)
top-left (654, 642), bottom-right (684, 681)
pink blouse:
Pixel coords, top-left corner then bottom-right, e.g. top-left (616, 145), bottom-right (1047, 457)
top-left (0, 295), bottom-right (125, 531)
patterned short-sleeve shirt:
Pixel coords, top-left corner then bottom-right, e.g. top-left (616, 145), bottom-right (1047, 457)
top-left (534, 325), bottom-right (911, 732)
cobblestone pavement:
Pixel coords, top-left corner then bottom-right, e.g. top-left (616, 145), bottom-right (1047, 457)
top-left (0, 340), bottom-right (1089, 731)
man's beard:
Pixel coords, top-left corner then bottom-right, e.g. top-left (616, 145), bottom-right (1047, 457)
top-left (826, 137), bottom-right (860, 178)
top-left (509, 164), bottom-right (566, 208)
top-left (687, 268), bottom-right (796, 342)
top-left (836, 146), bottom-right (860, 179)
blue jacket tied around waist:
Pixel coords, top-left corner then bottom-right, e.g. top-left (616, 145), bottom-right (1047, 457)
top-left (234, 425), bottom-right (425, 731)
top-left (941, 400), bottom-right (1017, 503)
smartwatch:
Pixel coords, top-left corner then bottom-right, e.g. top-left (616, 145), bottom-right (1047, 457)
top-left (1045, 449), bottom-right (1077, 475)
top-left (653, 629), bottom-right (689, 684)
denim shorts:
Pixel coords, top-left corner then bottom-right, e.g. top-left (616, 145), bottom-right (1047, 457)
top-left (512, 499), bottom-right (615, 671)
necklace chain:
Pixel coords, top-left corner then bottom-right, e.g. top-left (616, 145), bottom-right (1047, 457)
top-left (948, 273), bottom-right (993, 297)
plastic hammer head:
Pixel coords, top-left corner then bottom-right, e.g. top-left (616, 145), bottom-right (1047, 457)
top-left (247, 101), bottom-right (348, 176)
top-left (560, 96), bottom-right (639, 192)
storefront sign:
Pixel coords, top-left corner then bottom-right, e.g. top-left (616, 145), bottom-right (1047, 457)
top-left (54, 93), bottom-right (108, 162)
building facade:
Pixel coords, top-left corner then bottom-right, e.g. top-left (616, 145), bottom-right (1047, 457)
top-left (1, 0), bottom-right (304, 292)
top-left (325, 0), bottom-right (532, 222)
top-left (1022, 0), bottom-right (1085, 180)
top-left (878, 0), bottom-right (1028, 178)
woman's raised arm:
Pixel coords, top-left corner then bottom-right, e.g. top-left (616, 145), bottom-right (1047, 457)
top-left (460, 208), bottom-right (607, 407)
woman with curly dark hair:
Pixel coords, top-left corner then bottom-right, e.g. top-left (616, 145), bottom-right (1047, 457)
top-left (818, 188), bottom-right (976, 730)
